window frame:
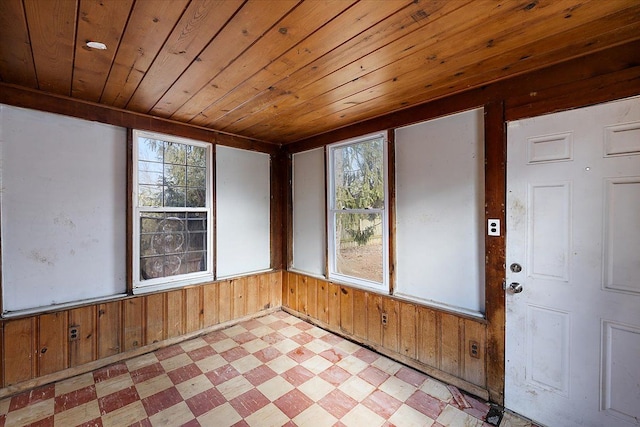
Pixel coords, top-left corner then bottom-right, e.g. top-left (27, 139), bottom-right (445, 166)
top-left (326, 132), bottom-right (389, 292)
top-left (132, 130), bottom-right (214, 294)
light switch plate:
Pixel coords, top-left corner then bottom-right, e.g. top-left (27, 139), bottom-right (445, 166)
top-left (488, 219), bottom-right (500, 236)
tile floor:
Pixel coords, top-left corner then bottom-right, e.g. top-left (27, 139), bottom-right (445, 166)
top-left (0, 311), bottom-right (536, 427)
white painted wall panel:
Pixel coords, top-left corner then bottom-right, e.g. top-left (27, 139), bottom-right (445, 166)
top-left (292, 148), bottom-right (325, 276)
top-left (0, 105), bottom-right (127, 315)
top-left (216, 146), bottom-right (270, 278)
top-left (395, 108), bottom-right (485, 315)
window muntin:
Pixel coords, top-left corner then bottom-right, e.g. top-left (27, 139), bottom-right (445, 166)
top-left (133, 131), bottom-right (213, 291)
top-left (328, 134), bottom-right (388, 290)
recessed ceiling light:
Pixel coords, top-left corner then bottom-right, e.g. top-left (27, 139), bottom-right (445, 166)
top-left (86, 41), bottom-right (107, 50)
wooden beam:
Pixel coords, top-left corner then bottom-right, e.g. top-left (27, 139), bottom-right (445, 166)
top-left (484, 101), bottom-right (506, 405)
top-left (271, 149), bottom-right (289, 271)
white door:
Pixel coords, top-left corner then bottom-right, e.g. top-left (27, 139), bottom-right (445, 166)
top-left (505, 96), bottom-right (640, 427)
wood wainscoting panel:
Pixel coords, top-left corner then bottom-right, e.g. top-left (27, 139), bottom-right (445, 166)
top-left (327, 283), bottom-right (341, 330)
top-left (269, 271), bottom-right (282, 309)
top-left (123, 298), bottom-right (144, 352)
top-left (185, 287), bottom-right (203, 334)
top-left (417, 306), bottom-right (438, 368)
top-left (1, 272), bottom-right (281, 390)
top-left (316, 279), bottom-right (329, 324)
top-left (218, 280), bottom-right (233, 323)
top-left (283, 272), bottom-right (489, 397)
top-left (145, 293), bottom-right (166, 344)
top-left (166, 290), bottom-right (184, 339)
top-left (97, 301), bottom-right (121, 359)
top-left (232, 278), bottom-right (247, 320)
top-left (352, 289), bottom-right (367, 339)
top-left (203, 284), bottom-right (219, 328)
top-left (3, 318), bottom-right (35, 385)
top-left (382, 298), bottom-right (400, 354)
top-left (305, 277), bottom-right (318, 318)
top-left (463, 318), bottom-right (487, 387)
top-left (439, 313), bottom-right (462, 378)
top-left (37, 312), bottom-right (68, 377)
top-left (296, 275), bottom-right (308, 315)
top-left (367, 293), bottom-right (383, 347)
top-left (399, 302), bottom-right (417, 359)
top-left (339, 286), bottom-right (353, 336)
top-left (69, 305), bottom-right (96, 367)
top-left (282, 269), bottom-right (290, 308)
top-left (246, 276), bottom-right (260, 315)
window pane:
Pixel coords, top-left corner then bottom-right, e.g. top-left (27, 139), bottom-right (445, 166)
top-left (164, 186), bottom-right (186, 207)
top-left (335, 212), bottom-right (383, 283)
top-left (138, 161), bottom-right (163, 186)
top-left (139, 185), bottom-right (163, 207)
top-left (138, 138), bottom-right (163, 162)
top-left (141, 212), bottom-right (164, 233)
top-left (187, 166), bottom-right (206, 189)
top-left (333, 138), bottom-right (384, 210)
top-left (139, 213), bottom-right (207, 280)
top-left (164, 142), bottom-right (186, 165)
top-left (165, 164), bottom-right (187, 186)
top-left (186, 188), bottom-right (206, 207)
top-left (187, 145), bottom-right (206, 167)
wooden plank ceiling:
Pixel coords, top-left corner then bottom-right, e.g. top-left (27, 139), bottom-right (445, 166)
top-left (1, 0), bottom-right (639, 144)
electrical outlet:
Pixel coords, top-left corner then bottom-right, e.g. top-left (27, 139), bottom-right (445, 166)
top-left (488, 219), bottom-right (500, 236)
top-left (69, 326), bottom-right (80, 341)
top-left (469, 340), bottom-right (480, 358)
top-left (381, 312), bottom-right (388, 325)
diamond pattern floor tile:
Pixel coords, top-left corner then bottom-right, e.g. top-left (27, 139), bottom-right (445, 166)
top-left (0, 311), bottom-right (536, 426)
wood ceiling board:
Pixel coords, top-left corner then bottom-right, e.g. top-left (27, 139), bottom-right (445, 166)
top-left (227, 0), bottom-right (503, 137)
top-left (201, 0), bottom-right (414, 129)
top-left (72, 0), bottom-right (133, 102)
top-left (247, 0), bottom-right (640, 142)
top-left (408, 11), bottom-right (640, 111)
top-left (235, 1), bottom-right (513, 139)
top-left (150, 0), bottom-right (300, 118)
top-left (287, 40), bottom-right (640, 153)
top-left (172, 0), bottom-right (358, 124)
top-left (0, 0), bottom-right (37, 87)
top-left (24, 0), bottom-right (77, 96)
top-left (100, 0), bottom-right (190, 108)
top-left (1, 0), bottom-right (637, 145)
top-left (126, 0), bottom-right (244, 113)
top-left (218, 0), bottom-right (465, 134)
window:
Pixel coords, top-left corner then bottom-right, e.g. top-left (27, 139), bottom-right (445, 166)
top-left (132, 130), bottom-right (213, 293)
top-left (327, 133), bottom-right (388, 290)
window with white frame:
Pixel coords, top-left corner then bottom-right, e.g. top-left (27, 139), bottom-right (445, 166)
top-left (327, 133), bottom-right (388, 290)
top-left (132, 130), bottom-right (213, 292)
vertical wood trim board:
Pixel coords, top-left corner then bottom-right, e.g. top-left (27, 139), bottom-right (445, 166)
top-left (484, 101), bottom-right (506, 404)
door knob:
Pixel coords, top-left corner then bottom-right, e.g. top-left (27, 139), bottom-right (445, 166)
top-left (509, 282), bottom-right (523, 293)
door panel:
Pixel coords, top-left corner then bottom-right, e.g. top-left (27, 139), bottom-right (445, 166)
top-left (505, 96), bottom-right (640, 427)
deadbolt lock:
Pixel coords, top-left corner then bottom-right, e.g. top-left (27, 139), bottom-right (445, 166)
top-left (510, 263), bottom-right (522, 273)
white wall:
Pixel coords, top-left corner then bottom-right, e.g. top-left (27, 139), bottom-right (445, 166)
top-left (292, 148), bottom-right (325, 276)
top-left (0, 105), bottom-right (127, 315)
top-left (395, 108), bottom-right (485, 315)
top-left (216, 146), bottom-right (271, 278)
